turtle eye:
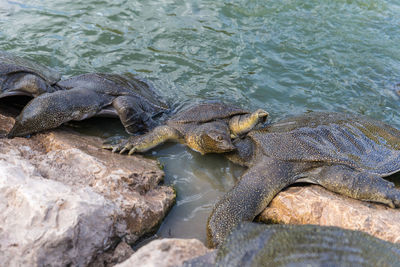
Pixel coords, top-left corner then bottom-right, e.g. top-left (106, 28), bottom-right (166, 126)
top-left (217, 135), bottom-right (223, 141)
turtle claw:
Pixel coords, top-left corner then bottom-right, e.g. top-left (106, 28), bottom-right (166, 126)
top-left (128, 147), bottom-right (137, 155)
top-left (102, 144), bottom-right (114, 150)
top-left (119, 147), bottom-right (128, 154)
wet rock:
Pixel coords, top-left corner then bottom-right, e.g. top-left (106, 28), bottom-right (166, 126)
top-left (115, 238), bottom-right (211, 267)
top-left (260, 185), bottom-right (400, 243)
top-left (0, 113), bottom-right (175, 266)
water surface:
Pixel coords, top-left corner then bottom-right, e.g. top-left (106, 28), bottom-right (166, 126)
top-left (1, 0), bottom-right (400, 243)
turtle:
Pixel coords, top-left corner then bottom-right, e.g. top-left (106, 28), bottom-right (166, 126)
top-left (207, 112), bottom-right (400, 247)
top-left (0, 51), bottom-right (61, 98)
top-left (1, 52), bottom-right (168, 137)
top-left (184, 222), bottom-right (400, 267)
top-left (106, 102), bottom-right (269, 155)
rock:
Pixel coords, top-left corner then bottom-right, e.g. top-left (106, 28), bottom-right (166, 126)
top-left (0, 113), bottom-right (14, 137)
top-left (259, 185), bottom-right (400, 243)
top-left (115, 238), bottom-right (212, 267)
top-left (0, 156), bottom-right (116, 267)
top-left (0, 112), bottom-right (175, 266)
top-left (89, 242), bottom-right (134, 267)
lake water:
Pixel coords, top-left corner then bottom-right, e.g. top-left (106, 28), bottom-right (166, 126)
top-left (1, 0), bottom-right (400, 243)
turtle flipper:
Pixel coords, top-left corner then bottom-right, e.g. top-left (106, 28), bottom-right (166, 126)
top-left (207, 158), bottom-right (294, 248)
top-left (8, 88), bottom-right (113, 137)
top-left (105, 125), bottom-right (182, 155)
top-left (112, 95), bottom-right (160, 135)
top-left (312, 165), bottom-right (400, 208)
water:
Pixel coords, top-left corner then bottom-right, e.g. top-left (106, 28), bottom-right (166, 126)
top-left (1, 0), bottom-right (400, 243)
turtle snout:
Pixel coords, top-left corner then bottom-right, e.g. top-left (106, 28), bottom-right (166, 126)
top-left (256, 109), bottom-right (269, 118)
top-left (7, 121), bottom-right (22, 138)
top-left (218, 140), bottom-right (236, 152)
top-left (7, 119), bottom-right (33, 138)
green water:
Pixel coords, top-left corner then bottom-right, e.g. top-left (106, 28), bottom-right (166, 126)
top-left (1, 0), bottom-right (400, 243)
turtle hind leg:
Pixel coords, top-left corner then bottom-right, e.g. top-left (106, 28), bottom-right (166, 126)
top-left (104, 125), bottom-right (182, 155)
top-left (313, 165), bottom-right (400, 208)
top-left (112, 95), bottom-right (160, 135)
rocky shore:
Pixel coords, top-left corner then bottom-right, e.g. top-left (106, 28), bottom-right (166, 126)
top-left (0, 112), bottom-right (175, 266)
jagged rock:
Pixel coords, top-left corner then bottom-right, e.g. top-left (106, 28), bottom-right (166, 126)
top-left (115, 238), bottom-right (212, 267)
top-left (0, 155), bottom-right (116, 266)
top-left (0, 112), bottom-right (175, 266)
top-left (260, 185), bottom-right (400, 243)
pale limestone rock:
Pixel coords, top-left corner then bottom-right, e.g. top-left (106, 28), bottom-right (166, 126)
top-left (260, 185), bottom-right (400, 243)
top-left (0, 112), bottom-right (175, 266)
top-left (0, 158), bottom-right (116, 267)
top-left (116, 239), bottom-right (211, 267)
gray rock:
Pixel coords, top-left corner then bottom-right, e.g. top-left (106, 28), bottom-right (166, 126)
top-left (115, 238), bottom-right (211, 267)
top-left (0, 152), bottom-right (116, 267)
top-left (0, 112), bottom-right (175, 266)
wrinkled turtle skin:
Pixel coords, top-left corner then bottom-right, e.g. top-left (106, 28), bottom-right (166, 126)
top-left (107, 102), bottom-right (268, 155)
top-left (184, 222), bottom-right (400, 267)
top-left (207, 112), bottom-right (400, 247)
top-left (0, 51), bottom-right (61, 98)
top-left (1, 52), bottom-right (168, 137)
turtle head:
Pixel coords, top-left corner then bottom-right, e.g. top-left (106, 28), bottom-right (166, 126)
top-left (186, 121), bottom-right (236, 155)
top-left (229, 109), bottom-right (269, 138)
top-left (8, 95), bottom-right (64, 138)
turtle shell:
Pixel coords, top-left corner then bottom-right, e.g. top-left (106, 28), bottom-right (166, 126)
top-left (0, 51), bottom-right (61, 85)
top-left (170, 102), bottom-right (249, 124)
top-left (249, 112), bottom-right (400, 176)
top-left (57, 73), bottom-right (168, 110)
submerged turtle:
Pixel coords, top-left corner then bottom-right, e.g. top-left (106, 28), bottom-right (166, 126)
top-left (0, 51), bottom-right (61, 98)
top-left (107, 102), bottom-right (268, 155)
top-left (1, 52), bottom-right (168, 137)
top-left (185, 222), bottom-right (400, 266)
top-left (207, 112), bottom-right (400, 247)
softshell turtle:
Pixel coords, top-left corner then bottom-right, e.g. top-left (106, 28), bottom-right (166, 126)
top-left (6, 72), bottom-right (168, 137)
top-left (207, 112), bottom-right (400, 247)
top-left (107, 102), bottom-right (268, 155)
top-left (1, 51), bottom-right (168, 137)
top-left (184, 222), bottom-right (400, 266)
top-left (0, 51), bottom-right (61, 98)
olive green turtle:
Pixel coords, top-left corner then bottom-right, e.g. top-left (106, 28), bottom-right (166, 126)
top-left (0, 51), bottom-right (61, 98)
top-left (1, 53), bottom-right (168, 138)
top-left (184, 222), bottom-right (400, 267)
top-left (107, 102), bottom-right (268, 155)
top-left (207, 112), bottom-right (400, 247)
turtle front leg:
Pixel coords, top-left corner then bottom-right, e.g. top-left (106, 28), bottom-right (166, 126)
top-left (112, 95), bottom-right (161, 135)
top-left (104, 125), bottom-right (182, 155)
top-left (207, 158), bottom-right (294, 248)
top-left (312, 165), bottom-right (400, 208)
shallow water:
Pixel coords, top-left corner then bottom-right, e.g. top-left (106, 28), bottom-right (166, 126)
top-left (1, 0), bottom-right (400, 243)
